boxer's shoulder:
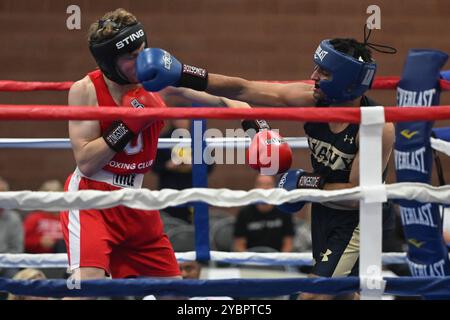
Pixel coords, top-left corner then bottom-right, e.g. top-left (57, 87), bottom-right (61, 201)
top-left (69, 76), bottom-right (97, 106)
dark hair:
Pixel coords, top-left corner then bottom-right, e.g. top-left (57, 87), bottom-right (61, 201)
top-left (329, 38), bottom-right (373, 63)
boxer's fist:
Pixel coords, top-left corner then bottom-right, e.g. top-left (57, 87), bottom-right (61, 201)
top-left (276, 169), bottom-right (325, 213)
top-left (246, 130), bottom-right (292, 175)
top-left (277, 169), bottom-right (306, 213)
top-left (137, 48), bottom-right (208, 92)
top-left (137, 48), bottom-right (182, 92)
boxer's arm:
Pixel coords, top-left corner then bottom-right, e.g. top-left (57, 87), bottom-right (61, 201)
top-left (160, 86), bottom-right (252, 108)
top-left (137, 48), bottom-right (314, 107)
top-left (233, 238), bottom-right (247, 252)
top-left (161, 87), bottom-right (293, 174)
top-left (207, 74), bottom-right (315, 107)
top-left (323, 123), bottom-right (395, 209)
top-left (281, 236), bottom-right (294, 253)
top-left (68, 80), bottom-right (116, 177)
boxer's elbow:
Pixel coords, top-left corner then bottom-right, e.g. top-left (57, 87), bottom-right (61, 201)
top-left (77, 162), bottom-right (97, 178)
top-left (72, 138), bottom-right (113, 177)
top-left (75, 154), bottom-right (103, 177)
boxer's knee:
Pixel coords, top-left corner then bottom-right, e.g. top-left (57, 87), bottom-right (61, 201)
top-left (298, 292), bottom-right (334, 300)
top-left (63, 267), bottom-right (106, 300)
top-left (298, 292), bottom-right (358, 300)
top-left (72, 267), bottom-right (106, 280)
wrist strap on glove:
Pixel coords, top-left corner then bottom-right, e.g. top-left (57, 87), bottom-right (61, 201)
top-left (241, 119), bottom-right (271, 138)
top-left (179, 64), bottom-right (208, 91)
top-left (102, 121), bottom-right (135, 152)
top-left (297, 173), bottom-right (325, 189)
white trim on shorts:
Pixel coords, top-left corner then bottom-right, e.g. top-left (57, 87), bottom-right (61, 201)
top-left (67, 171), bottom-right (82, 271)
top-left (66, 168), bottom-right (145, 271)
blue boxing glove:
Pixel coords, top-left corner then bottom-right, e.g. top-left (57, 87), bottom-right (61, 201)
top-left (136, 48), bottom-right (181, 91)
top-left (277, 169), bottom-right (325, 214)
top-left (441, 70), bottom-right (450, 81)
top-left (136, 48), bottom-right (208, 92)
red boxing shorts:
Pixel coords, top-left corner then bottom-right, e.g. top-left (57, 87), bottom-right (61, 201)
top-left (60, 169), bottom-right (180, 278)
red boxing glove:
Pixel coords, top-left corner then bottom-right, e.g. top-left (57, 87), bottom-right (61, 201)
top-left (121, 87), bottom-right (160, 134)
top-left (103, 87), bottom-right (163, 152)
top-left (246, 130), bottom-right (293, 175)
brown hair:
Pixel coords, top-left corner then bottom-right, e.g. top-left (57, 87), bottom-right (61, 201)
top-left (88, 8), bottom-right (138, 43)
top-left (7, 269), bottom-right (47, 300)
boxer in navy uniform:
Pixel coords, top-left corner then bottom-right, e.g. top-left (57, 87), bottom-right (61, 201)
top-left (135, 35), bottom-right (396, 299)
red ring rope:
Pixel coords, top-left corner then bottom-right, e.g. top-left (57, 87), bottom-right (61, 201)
top-left (0, 105), bottom-right (449, 123)
top-left (0, 81), bottom-right (73, 91)
top-left (1, 77), bottom-right (449, 92)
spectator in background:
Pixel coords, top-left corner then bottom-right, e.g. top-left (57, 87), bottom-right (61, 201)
top-left (7, 269), bottom-right (49, 300)
top-left (143, 261), bottom-right (202, 300)
top-left (0, 176), bottom-right (24, 279)
top-left (292, 207), bottom-right (312, 253)
top-left (23, 180), bottom-right (66, 254)
top-left (152, 119), bottom-right (193, 222)
top-left (233, 175), bottom-right (295, 252)
top-left (152, 119), bottom-right (213, 223)
top-left (180, 261), bottom-right (233, 300)
top-left (144, 261), bottom-right (233, 300)
top-left (179, 260), bottom-right (202, 280)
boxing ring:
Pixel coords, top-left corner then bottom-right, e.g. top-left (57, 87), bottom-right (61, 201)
top-left (1, 77), bottom-right (450, 300)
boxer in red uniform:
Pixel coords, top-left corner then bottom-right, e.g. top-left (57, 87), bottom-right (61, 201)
top-left (60, 8), bottom-right (257, 285)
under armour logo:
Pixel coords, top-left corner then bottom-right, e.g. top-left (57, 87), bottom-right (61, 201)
top-left (344, 135), bottom-right (354, 144)
top-left (320, 249), bottom-right (332, 262)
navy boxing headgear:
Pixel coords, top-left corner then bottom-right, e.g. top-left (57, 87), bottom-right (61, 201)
top-left (89, 21), bottom-right (147, 85)
top-left (313, 39), bottom-right (377, 104)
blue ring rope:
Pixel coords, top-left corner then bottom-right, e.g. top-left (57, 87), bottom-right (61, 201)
top-left (2, 277), bottom-right (450, 298)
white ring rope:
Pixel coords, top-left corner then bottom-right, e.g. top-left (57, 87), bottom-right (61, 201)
top-left (0, 251), bottom-right (408, 268)
top-left (0, 137), bottom-right (309, 149)
top-left (0, 183), bottom-right (449, 211)
top-left (1, 137), bottom-right (448, 155)
top-left (431, 137), bottom-right (450, 157)
top-left (1, 113), bottom-right (448, 299)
